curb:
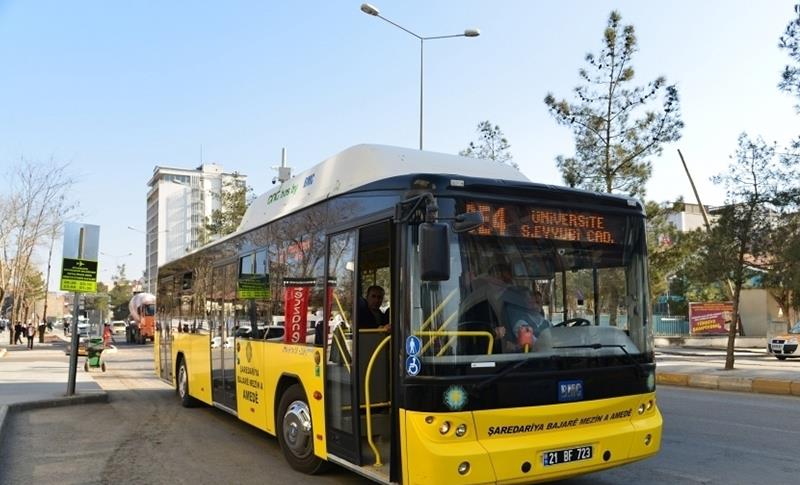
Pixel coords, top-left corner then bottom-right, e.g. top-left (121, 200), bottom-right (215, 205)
top-left (0, 392), bottom-right (109, 443)
top-left (658, 372), bottom-right (800, 397)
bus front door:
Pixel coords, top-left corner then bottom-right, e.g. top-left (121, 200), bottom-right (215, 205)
top-left (324, 221), bottom-right (393, 477)
top-left (324, 230), bottom-right (360, 463)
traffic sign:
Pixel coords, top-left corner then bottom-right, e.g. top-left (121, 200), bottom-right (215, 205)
top-left (60, 258), bottom-right (98, 293)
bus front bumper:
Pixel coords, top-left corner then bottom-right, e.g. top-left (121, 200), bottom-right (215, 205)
top-left (402, 394), bottom-right (661, 484)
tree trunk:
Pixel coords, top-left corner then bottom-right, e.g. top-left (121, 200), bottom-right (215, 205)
top-left (725, 280), bottom-right (741, 370)
top-left (725, 236), bottom-right (749, 370)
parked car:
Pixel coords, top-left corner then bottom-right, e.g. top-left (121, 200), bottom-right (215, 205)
top-left (111, 320), bottom-right (126, 335)
top-left (767, 321), bottom-right (800, 360)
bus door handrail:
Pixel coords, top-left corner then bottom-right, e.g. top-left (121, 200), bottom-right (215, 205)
top-left (333, 293), bottom-right (351, 330)
top-left (331, 324), bottom-right (351, 373)
top-left (365, 334), bottom-right (391, 467)
top-left (415, 331), bottom-right (494, 356)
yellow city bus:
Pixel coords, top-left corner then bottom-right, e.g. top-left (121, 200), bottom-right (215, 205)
top-left (154, 144), bottom-right (661, 484)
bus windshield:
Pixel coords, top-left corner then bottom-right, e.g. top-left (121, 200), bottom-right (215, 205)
top-left (409, 199), bottom-right (651, 373)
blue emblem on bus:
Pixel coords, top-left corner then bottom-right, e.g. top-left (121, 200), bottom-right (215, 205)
top-left (406, 356), bottom-right (421, 376)
top-left (406, 336), bottom-right (422, 356)
top-left (558, 380), bottom-right (584, 402)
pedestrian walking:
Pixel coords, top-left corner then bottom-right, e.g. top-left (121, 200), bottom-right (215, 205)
top-left (14, 323), bottom-right (24, 345)
top-left (26, 322), bottom-right (35, 349)
top-left (103, 323), bottom-right (114, 347)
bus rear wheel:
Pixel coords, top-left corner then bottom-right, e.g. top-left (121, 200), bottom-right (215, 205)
top-left (277, 384), bottom-right (327, 474)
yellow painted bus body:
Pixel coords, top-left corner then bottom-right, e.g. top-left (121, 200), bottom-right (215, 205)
top-left (161, 332), bottom-right (327, 457)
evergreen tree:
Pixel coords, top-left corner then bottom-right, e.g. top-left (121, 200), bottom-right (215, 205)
top-left (779, 3), bottom-right (800, 112)
top-left (544, 11), bottom-right (683, 197)
top-left (645, 199), bottom-right (703, 309)
top-left (762, 213), bottom-right (800, 329)
top-left (460, 121), bottom-right (518, 169)
top-left (698, 134), bottom-right (798, 369)
top-left (109, 264), bottom-right (134, 320)
top-left (203, 173), bottom-right (254, 242)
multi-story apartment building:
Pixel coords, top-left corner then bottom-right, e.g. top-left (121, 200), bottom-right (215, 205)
top-left (144, 163), bottom-right (246, 292)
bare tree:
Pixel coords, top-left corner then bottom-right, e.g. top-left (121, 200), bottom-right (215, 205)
top-left (2, 158), bottom-right (76, 344)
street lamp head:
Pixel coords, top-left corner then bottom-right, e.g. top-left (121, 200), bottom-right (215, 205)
top-left (360, 3), bottom-right (380, 16)
top-left (464, 28), bottom-right (480, 37)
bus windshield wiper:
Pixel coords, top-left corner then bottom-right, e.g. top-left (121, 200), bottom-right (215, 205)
top-left (552, 343), bottom-right (644, 377)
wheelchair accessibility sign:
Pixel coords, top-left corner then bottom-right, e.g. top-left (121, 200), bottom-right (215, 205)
top-left (405, 356), bottom-right (421, 376)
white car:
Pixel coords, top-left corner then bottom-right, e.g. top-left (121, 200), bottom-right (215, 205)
top-left (111, 321), bottom-right (127, 335)
top-left (768, 322), bottom-right (800, 360)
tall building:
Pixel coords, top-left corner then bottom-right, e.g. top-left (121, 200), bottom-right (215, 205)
top-left (145, 163), bottom-right (246, 292)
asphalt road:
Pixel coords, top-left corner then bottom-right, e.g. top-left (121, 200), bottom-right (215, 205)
top-left (1, 343), bottom-right (798, 484)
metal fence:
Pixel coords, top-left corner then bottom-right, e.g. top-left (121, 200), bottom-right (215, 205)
top-left (652, 314), bottom-right (690, 336)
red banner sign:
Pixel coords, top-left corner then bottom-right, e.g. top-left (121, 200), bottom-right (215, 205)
top-left (283, 278), bottom-right (315, 344)
top-left (689, 302), bottom-right (734, 335)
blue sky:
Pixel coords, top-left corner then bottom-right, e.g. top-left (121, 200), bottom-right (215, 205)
top-left (1, 1), bottom-right (798, 288)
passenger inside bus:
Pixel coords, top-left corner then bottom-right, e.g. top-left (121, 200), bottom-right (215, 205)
top-left (357, 285), bottom-right (390, 330)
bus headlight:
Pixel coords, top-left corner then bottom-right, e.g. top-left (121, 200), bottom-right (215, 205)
top-left (439, 421), bottom-right (451, 435)
top-left (455, 423), bottom-right (467, 437)
top-left (638, 403), bottom-right (646, 415)
top-left (458, 461), bottom-right (470, 475)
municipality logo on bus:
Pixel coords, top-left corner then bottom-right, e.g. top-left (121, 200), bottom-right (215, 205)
top-left (558, 380), bottom-right (584, 402)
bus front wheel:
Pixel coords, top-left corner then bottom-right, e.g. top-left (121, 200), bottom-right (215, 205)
top-left (277, 384), bottom-right (327, 474)
top-left (177, 360), bottom-right (198, 407)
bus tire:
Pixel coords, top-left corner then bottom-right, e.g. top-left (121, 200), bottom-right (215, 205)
top-left (177, 359), bottom-right (198, 408)
top-left (277, 384), bottom-right (327, 474)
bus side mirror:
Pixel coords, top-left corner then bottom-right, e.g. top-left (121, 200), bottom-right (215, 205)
top-left (419, 223), bottom-right (450, 281)
top-left (452, 211), bottom-right (483, 233)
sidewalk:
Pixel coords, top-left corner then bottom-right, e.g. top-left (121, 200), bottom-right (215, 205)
top-left (0, 332), bottom-right (109, 439)
top-left (656, 345), bottom-right (800, 396)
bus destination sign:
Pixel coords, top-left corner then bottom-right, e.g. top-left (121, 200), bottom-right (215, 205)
top-left (465, 201), bottom-right (623, 244)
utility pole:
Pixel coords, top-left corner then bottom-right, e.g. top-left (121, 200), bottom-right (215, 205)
top-left (677, 149), bottom-right (740, 335)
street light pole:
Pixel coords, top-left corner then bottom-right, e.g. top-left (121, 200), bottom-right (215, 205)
top-left (100, 251), bottom-right (133, 278)
top-left (127, 226), bottom-right (151, 293)
top-left (360, 3), bottom-right (479, 150)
